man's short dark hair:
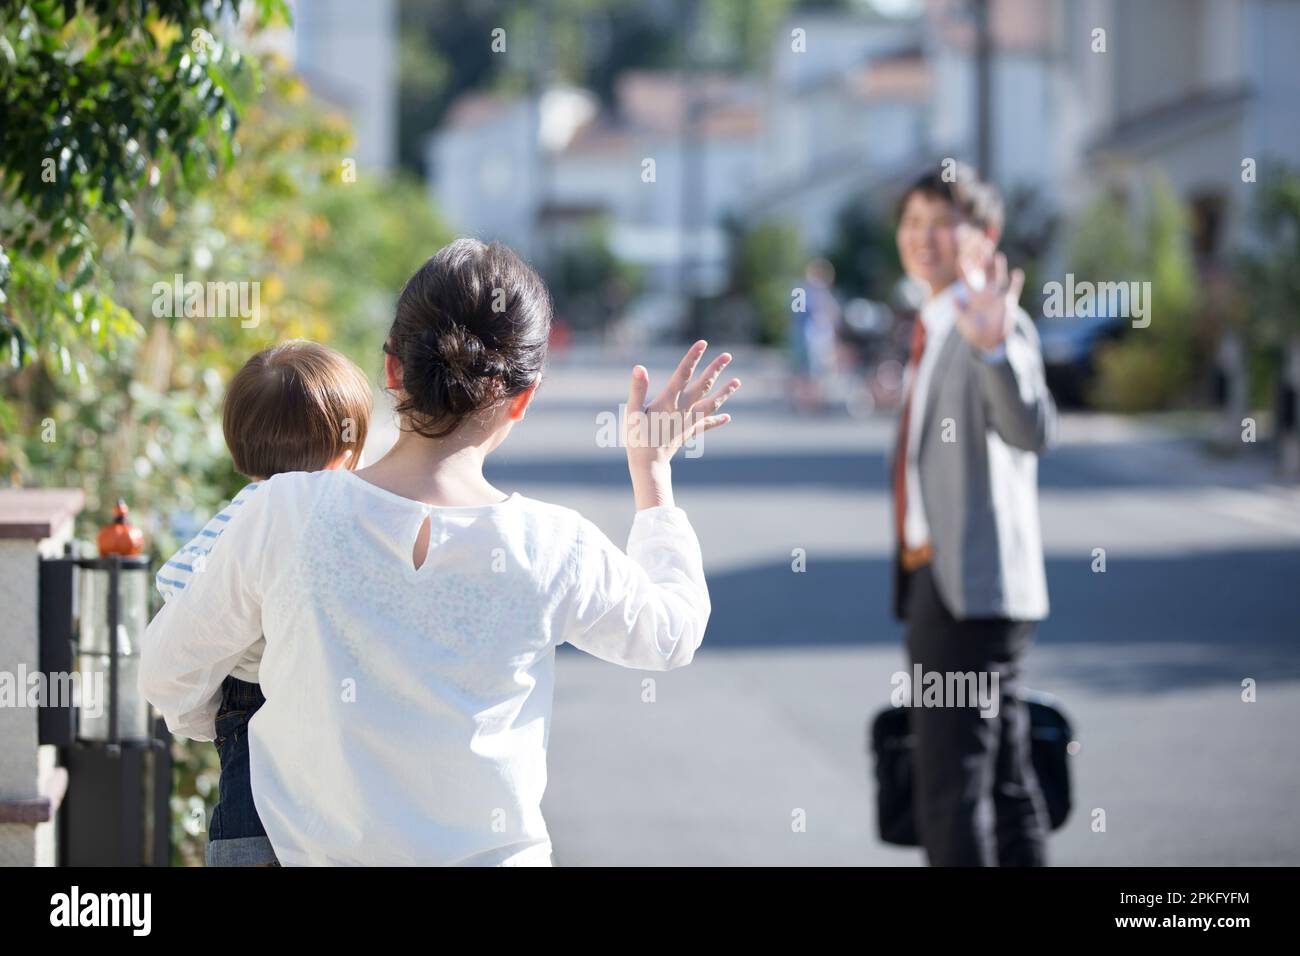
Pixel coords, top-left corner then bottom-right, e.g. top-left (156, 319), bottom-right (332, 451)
top-left (896, 162), bottom-right (1004, 235)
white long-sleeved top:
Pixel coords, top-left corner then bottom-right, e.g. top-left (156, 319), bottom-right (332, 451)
top-left (138, 468), bottom-right (710, 866)
top-left (155, 481), bottom-right (265, 682)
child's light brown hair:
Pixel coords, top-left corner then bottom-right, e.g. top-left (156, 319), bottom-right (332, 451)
top-left (223, 340), bottom-right (372, 479)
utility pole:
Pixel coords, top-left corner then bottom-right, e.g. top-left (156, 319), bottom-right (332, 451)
top-left (678, 0), bottom-right (704, 340)
top-left (973, 0), bottom-right (993, 179)
top-left (531, 0), bottom-right (553, 269)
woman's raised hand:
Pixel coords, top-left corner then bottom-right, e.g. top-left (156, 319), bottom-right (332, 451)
top-left (624, 340), bottom-right (740, 510)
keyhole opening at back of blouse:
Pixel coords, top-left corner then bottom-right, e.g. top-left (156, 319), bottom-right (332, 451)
top-left (412, 512), bottom-right (432, 571)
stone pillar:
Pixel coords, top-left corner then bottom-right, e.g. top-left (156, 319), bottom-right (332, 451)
top-left (0, 489), bottom-right (84, 866)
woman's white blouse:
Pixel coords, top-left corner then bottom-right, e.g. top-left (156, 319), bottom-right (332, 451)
top-left (138, 468), bottom-right (710, 866)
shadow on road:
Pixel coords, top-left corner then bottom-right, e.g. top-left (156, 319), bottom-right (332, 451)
top-left (607, 549), bottom-right (1300, 692)
top-left (491, 451), bottom-right (890, 490)
top-left (492, 443), bottom-right (1283, 491)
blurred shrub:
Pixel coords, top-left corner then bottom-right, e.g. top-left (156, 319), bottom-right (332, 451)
top-left (1091, 337), bottom-right (1192, 412)
top-left (1077, 177), bottom-right (1201, 411)
top-left (7, 63), bottom-right (450, 543)
top-left (726, 217), bottom-right (804, 346)
top-left (0, 0), bottom-right (289, 375)
top-left (170, 730), bottom-right (222, 867)
top-left (1235, 166), bottom-right (1300, 406)
top-left (3, 35), bottom-right (450, 860)
top-left (544, 218), bottom-right (642, 335)
top-left (823, 194), bottom-right (900, 303)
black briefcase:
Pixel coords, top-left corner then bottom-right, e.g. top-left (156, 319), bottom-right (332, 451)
top-left (869, 689), bottom-right (1075, 846)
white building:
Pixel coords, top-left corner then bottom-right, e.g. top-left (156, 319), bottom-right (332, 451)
top-left (425, 7), bottom-right (935, 310)
top-left (423, 0), bottom-right (1300, 331)
top-left (921, 0), bottom-right (1067, 194)
top-left (427, 73), bottom-right (767, 301)
top-left (290, 0), bottom-right (398, 173)
top-left (747, 9), bottom-right (934, 249)
top-left (1062, 0), bottom-right (1300, 259)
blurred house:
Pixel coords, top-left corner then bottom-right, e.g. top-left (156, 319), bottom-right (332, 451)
top-left (1063, 0), bottom-right (1300, 262)
top-left (289, 0), bottom-right (398, 172)
top-left (427, 73), bottom-right (766, 328)
top-left (426, 6), bottom-right (936, 325)
top-left (423, 0), bottom-right (1300, 335)
top-left (560, 73), bottom-right (765, 295)
top-left (922, 0), bottom-right (1070, 195)
top-left (428, 88), bottom-right (596, 262)
top-left (745, 9), bottom-right (934, 249)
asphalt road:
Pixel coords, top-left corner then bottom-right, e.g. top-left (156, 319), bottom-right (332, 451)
top-left (368, 345), bottom-right (1300, 865)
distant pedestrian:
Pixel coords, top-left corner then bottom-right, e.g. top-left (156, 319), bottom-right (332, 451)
top-left (790, 258), bottom-right (840, 413)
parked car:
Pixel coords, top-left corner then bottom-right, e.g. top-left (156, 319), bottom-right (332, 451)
top-left (1037, 314), bottom-right (1128, 407)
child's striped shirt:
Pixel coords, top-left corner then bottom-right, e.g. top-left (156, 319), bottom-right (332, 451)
top-left (156, 483), bottom-right (261, 600)
top-left (155, 482), bottom-right (265, 684)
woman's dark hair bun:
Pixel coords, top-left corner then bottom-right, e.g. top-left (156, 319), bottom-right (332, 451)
top-left (386, 239), bottom-right (551, 438)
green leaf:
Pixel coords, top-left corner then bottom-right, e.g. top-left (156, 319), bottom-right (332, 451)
top-left (56, 241), bottom-right (81, 272)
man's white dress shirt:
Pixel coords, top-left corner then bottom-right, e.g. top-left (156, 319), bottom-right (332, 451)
top-left (903, 282), bottom-right (1006, 551)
